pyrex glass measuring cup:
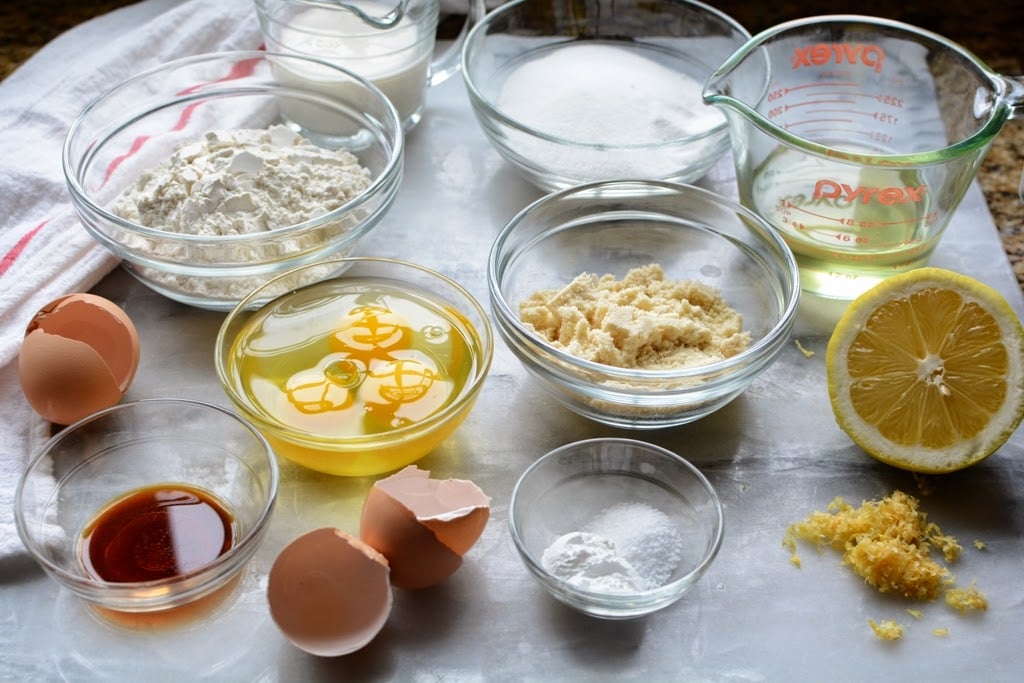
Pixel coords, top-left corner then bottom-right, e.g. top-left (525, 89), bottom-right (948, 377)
top-left (703, 15), bottom-right (1024, 299)
top-left (256, 0), bottom-right (485, 131)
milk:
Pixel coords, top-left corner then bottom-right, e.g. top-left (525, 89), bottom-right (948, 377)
top-left (271, 4), bottom-right (433, 127)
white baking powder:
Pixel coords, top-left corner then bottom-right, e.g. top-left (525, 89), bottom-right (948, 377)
top-left (541, 531), bottom-right (647, 594)
top-left (114, 124), bottom-right (371, 236)
top-left (541, 502), bottom-right (684, 594)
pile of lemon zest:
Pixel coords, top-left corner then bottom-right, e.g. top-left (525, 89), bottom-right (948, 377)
top-left (794, 339), bottom-right (815, 358)
top-left (784, 491), bottom-right (959, 600)
top-left (973, 539), bottom-right (987, 551)
top-left (868, 619), bottom-right (904, 641)
top-left (945, 581), bottom-right (988, 613)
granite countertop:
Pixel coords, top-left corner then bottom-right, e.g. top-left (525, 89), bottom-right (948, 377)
top-left (2, 1), bottom-right (1021, 292)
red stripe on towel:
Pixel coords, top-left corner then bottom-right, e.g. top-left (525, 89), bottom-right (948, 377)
top-left (0, 219), bottom-right (47, 277)
top-left (101, 55), bottom-right (263, 186)
top-left (176, 56), bottom-right (261, 96)
top-left (102, 133), bottom-right (152, 186)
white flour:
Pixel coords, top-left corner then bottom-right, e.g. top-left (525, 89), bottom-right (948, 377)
top-left (114, 124), bottom-right (371, 236)
top-left (111, 125), bottom-right (372, 302)
top-left (541, 502), bottom-right (684, 594)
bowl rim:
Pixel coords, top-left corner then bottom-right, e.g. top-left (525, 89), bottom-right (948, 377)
top-left (460, 0), bottom-right (751, 149)
top-left (487, 179), bottom-right (801, 381)
top-left (61, 49), bottom-right (404, 246)
top-left (508, 436), bottom-right (725, 603)
top-left (214, 256), bottom-right (496, 447)
top-left (13, 398), bottom-right (280, 601)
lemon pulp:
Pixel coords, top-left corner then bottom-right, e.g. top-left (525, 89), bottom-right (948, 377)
top-left (826, 267), bottom-right (1024, 473)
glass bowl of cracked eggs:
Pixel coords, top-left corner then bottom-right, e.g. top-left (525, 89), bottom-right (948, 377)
top-left (487, 180), bottom-right (800, 428)
top-left (63, 50), bottom-right (403, 311)
top-left (215, 257), bottom-right (494, 477)
top-left (509, 437), bottom-right (724, 619)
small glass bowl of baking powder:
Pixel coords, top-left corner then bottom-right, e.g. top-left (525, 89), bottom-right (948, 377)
top-left (488, 179), bottom-right (800, 429)
top-left (460, 0), bottom-right (750, 191)
top-left (509, 437), bottom-right (724, 619)
top-left (63, 51), bottom-right (403, 311)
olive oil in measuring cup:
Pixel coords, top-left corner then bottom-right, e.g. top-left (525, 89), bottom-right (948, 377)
top-left (747, 146), bottom-right (936, 297)
top-left (704, 15), bottom-right (1024, 299)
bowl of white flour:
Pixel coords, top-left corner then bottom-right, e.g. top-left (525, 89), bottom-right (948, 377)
top-left (64, 51), bottom-right (404, 310)
top-left (509, 437), bottom-right (724, 619)
top-left (460, 0), bottom-right (750, 191)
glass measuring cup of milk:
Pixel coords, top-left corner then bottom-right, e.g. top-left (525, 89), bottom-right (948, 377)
top-left (703, 15), bottom-right (1024, 299)
top-left (256, 0), bottom-right (484, 131)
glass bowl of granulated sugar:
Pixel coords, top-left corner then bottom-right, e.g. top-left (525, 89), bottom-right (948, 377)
top-left (64, 51), bottom-right (403, 311)
top-left (509, 437), bottom-right (724, 619)
top-left (487, 180), bottom-right (800, 429)
top-left (460, 0), bottom-right (750, 191)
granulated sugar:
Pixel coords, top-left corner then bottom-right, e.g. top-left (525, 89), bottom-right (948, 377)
top-left (586, 502), bottom-right (684, 588)
top-left (496, 42), bottom-right (722, 146)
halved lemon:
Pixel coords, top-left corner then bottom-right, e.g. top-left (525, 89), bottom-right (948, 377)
top-left (827, 267), bottom-right (1024, 473)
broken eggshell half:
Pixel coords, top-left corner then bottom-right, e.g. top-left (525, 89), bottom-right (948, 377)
top-left (267, 527), bottom-right (393, 657)
top-left (360, 465), bottom-right (490, 590)
top-left (18, 293), bottom-right (140, 425)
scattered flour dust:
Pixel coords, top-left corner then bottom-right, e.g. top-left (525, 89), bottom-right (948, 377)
top-left (540, 502), bottom-right (684, 594)
top-left (114, 124), bottom-right (371, 235)
top-left (519, 263), bottom-right (751, 370)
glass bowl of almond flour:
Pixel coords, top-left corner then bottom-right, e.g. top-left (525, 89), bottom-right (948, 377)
top-left (63, 51), bottom-right (403, 311)
top-left (461, 0), bottom-right (750, 191)
top-left (487, 180), bottom-right (800, 428)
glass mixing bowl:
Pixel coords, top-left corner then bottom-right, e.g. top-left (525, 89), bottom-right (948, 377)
top-left (63, 50), bottom-right (403, 311)
top-left (509, 437), bottom-right (724, 619)
top-left (460, 0), bottom-right (750, 191)
top-left (215, 257), bottom-right (494, 477)
top-left (488, 180), bottom-right (800, 428)
top-left (14, 399), bottom-right (279, 630)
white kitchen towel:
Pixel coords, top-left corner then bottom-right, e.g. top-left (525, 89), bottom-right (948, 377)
top-left (0, 0), bottom-right (262, 561)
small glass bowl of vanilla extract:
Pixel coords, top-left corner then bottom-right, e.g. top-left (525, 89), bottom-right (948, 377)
top-left (14, 399), bottom-right (278, 630)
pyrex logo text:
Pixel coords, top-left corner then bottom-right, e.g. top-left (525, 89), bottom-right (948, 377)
top-left (792, 43), bottom-right (885, 74)
top-left (813, 179), bottom-right (926, 205)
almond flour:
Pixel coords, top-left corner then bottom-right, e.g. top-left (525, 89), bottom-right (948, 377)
top-left (519, 263), bottom-right (750, 370)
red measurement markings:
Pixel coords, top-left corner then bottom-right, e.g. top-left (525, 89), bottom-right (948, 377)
top-left (789, 203), bottom-right (928, 227)
top-left (784, 118), bottom-right (857, 128)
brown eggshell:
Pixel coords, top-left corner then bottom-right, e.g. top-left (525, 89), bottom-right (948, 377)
top-left (267, 528), bottom-right (392, 657)
top-left (18, 293), bottom-right (140, 425)
top-left (360, 466), bottom-right (490, 590)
